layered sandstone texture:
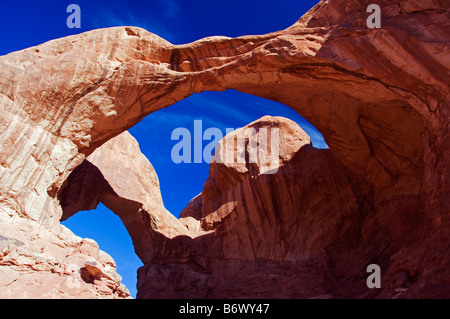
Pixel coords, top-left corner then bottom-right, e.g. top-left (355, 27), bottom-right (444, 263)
top-left (0, 0), bottom-right (449, 298)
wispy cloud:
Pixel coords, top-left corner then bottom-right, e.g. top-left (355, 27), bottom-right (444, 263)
top-left (85, 2), bottom-right (176, 42)
top-left (132, 89), bottom-right (328, 150)
top-left (174, 91), bottom-right (329, 149)
top-left (158, 0), bottom-right (181, 19)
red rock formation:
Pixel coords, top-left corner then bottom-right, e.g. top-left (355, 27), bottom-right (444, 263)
top-left (0, 0), bottom-right (448, 298)
top-left (138, 116), bottom-right (372, 298)
top-left (0, 213), bottom-right (130, 298)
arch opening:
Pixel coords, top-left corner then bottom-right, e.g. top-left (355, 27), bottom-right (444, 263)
top-left (58, 88), bottom-right (329, 297)
top-left (61, 203), bottom-right (143, 298)
top-left (128, 89), bottom-right (328, 217)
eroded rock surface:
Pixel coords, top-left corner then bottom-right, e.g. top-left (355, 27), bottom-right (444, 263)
top-left (0, 0), bottom-right (449, 298)
top-left (59, 131), bottom-right (190, 265)
top-left (0, 214), bottom-right (129, 298)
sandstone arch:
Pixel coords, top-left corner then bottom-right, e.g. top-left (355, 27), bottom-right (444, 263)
top-left (0, 0), bottom-right (448, 298)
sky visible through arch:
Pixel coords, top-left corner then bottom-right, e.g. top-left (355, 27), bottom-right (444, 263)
top-left (1, 0), bottom-right (323, 298)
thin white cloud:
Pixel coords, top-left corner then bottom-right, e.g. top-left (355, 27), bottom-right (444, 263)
top-left (158, 0), bottom-right (181, 19)
top-left (86, 2), bottom-right (176, 42)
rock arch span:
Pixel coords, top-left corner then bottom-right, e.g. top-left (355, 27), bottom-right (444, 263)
top-left (0, 0), bottom-right (448, 298)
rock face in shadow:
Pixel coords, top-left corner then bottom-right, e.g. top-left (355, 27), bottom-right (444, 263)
top-left (59, 131), bottom-right (191, 265)
top-left (0, 0), bottom-right (449, 298)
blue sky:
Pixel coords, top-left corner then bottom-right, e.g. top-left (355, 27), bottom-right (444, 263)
top-left (1, 0), bottom-right (322, 298)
